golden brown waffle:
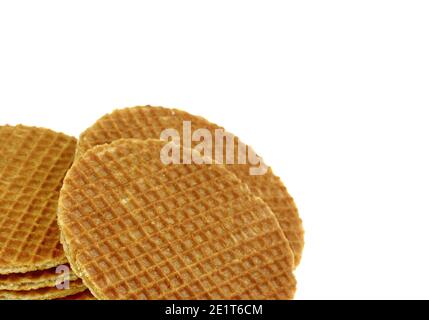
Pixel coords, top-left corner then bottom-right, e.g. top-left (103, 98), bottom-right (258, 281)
top-left (57, 290), bottom-right (96, 300)
top-left (0, 264), bottom-right (78, 291)
top-left (0, 279), bottom-right (85, 300)
top-left (77, 106), bottom-right (304, 265)
top-left (0, 125), bottom-right (76, 274)
top-left (59, 139), bottom-right (296, 300)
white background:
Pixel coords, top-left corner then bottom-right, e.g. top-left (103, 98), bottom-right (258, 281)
top-left (1, 1), bottom-right (428, 300)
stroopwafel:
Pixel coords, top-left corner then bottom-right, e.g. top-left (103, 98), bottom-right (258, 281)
top-left (76, 106), bottom-right (304, 265)
top-left (58, 139), bottom-right (296, 300)
top-left (0, 125), bottom-right (77, 274)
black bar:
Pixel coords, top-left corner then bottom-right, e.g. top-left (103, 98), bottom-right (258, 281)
top-left (1, 300), bottom-right (426, 319)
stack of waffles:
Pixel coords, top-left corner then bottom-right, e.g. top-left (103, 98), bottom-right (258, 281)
top-left (0, 106), bottom-right (304, 300)
top-left (0, 126), bottom-right (86, 299)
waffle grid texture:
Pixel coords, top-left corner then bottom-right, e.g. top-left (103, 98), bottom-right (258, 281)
top-left (59, 139), bottom-right (296, 300)
top-left (0, 264), bottom-right (77, 291)
top-left (76, 106), bottom-right (304, 266)
top-left (0, 125), bottom-right (76, 274)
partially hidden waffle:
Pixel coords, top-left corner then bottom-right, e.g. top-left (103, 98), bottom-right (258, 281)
top-left (0, 264), bottom-right (78, 291)
top-left (76, 106), bottom-right (304, 266)
top-left (58, 139), bottom-right (296, 300)
top-left (0, 279), bottom-right (86, 300)
top-left (0, 125), bottom-right (76, 274)
top-left (57, 290), bottom-right (96, 300)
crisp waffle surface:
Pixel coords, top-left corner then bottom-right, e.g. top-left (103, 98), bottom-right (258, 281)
top-left (59, 139), bottom-right (296, 300)
top-left (0, 125), bottom-right (77, 274)
top-left (0, 279), bottom-right (85, 300)
top-left (58, 290), bottom-right (96, 300)
top-left (0, 264), bottom-right (77, 291)
top-left (77, 106), bottom-right (304, 265)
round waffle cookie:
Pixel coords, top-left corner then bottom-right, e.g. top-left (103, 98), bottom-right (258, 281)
top-left (77, 106), bottom-right (304, 266)
top-left (0, 280), bottom-right (86, 300)
top-left (0, 264), bottom-right (78, 291)
top-left (59, 139), bottom-right (296, 300)
top-left (0, 125), bottom-right (77, 274)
